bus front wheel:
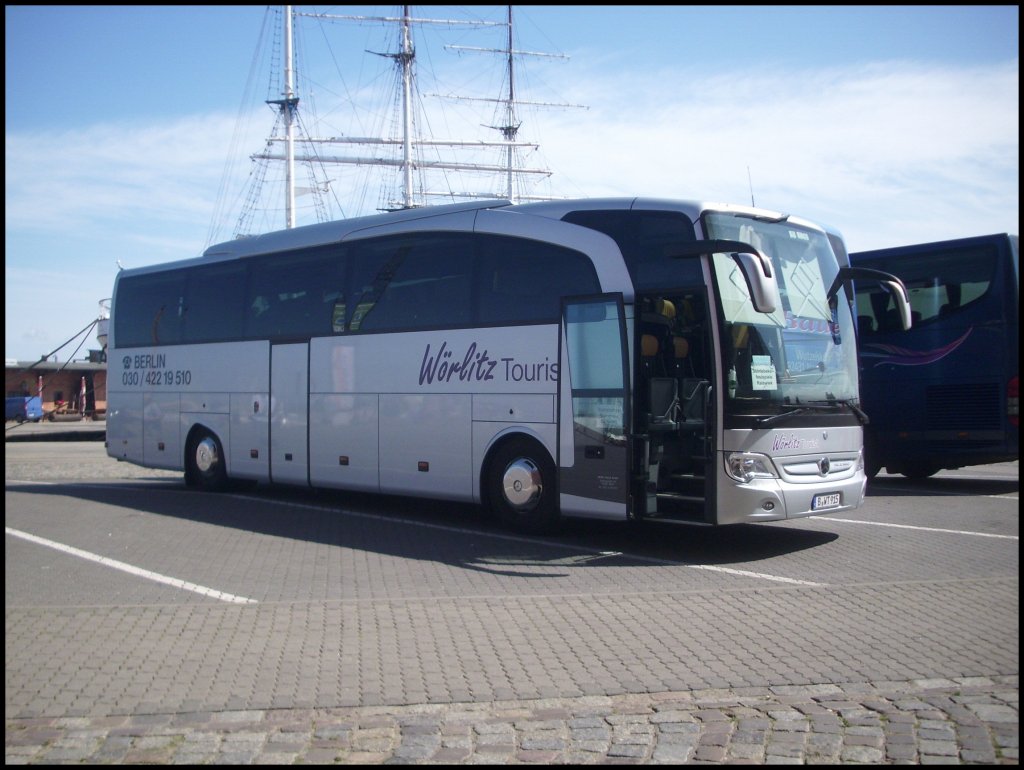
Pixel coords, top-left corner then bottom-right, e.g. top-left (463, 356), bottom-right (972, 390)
top-left (862, 437), bottom-right (882, 479)
top-left (900, 462), bottom-right (939, 480)
top-left (486, 437), bottom-right (559, 534)
top-left (186, 430), bottom-right (228, 492)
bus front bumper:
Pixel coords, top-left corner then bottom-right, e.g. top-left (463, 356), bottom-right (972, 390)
top-left (715, 464), bottom-right (867, 525)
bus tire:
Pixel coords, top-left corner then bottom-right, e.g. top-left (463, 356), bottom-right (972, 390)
top-left (485, 437), bottom-right (560, 534)
top-left (862, 436), bottom-right (882, 479)
top-left (901, 462), bottom-right (939, 480)
top-left (186, 430), bottom-right (228, 492)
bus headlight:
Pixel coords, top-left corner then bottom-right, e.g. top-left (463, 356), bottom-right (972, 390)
top-left (725, 452), bottom-right (778, 483)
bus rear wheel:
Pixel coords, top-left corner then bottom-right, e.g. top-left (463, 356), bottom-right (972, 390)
top-left (486, 437), bottom-right (559, 534)
top-left (186, 430), bottom-right (228, 491)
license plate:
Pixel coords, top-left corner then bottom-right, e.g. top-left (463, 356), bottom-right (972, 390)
top-left (812, 492), bottom-right (841, 510)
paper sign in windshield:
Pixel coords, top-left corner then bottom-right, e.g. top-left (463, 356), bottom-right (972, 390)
top-left (751, 355), bottom-right (778, 390)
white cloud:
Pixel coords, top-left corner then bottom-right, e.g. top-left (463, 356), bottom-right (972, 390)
top-left (534, 59), bottom-right (1018, 249)
top-left (5, 115), bottom-right (250, 237)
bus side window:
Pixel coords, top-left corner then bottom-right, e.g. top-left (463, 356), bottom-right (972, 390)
top-left (884, 308), bottom-right (902, 332)
top-left (476, 235), bottom-right (601, 324)
top-left (939, 282), bottom-right (961, 317)
top-left (246, 245), bottom-right (347, 339)
top-left (184, 263), bottom-right (247, 343)
top-left (348, 234), bottom-right (474, 332)
top-left (114, 272), bottom-right (186, 347)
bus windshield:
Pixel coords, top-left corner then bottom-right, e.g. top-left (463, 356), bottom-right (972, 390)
top-left (704, 213), bottom-right (858, 413)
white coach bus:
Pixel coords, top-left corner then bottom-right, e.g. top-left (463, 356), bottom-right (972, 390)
top-left (106, 198), bottom-right (910, 533)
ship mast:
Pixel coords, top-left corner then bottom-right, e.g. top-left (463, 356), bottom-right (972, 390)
top-left (284, 5), bottom-right (297, 227)
top-left (441, 6), bottom-right (585, 203)
top-left (502, 6), bottom-right (517, 200)
top-left (240, 5), bottom-right (578, 228)
top-left (258, 5), bottom-right (301, 229)
top-left (399, 8), bottom-right (415, 207)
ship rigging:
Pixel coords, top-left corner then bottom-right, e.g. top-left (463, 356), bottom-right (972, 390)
top-left (209, 5), bottom-right (584, 243)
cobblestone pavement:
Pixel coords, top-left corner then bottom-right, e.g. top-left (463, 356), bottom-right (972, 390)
top-left (6, 439), bottom-right (1018, 763)
top-left (5, 677), bottom-right (1018, 764)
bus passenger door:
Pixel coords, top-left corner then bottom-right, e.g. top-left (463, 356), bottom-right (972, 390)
top-left (270, 343), bottom-right (309, 485)
top-left (558, 295), bottom-right (631, 519)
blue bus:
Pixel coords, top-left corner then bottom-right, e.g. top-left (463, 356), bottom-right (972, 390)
top-left (851, 233), bottom-right (1019, 478)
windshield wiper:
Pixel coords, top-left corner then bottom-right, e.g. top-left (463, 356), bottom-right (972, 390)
top-left (754, 397), bottom-right (868, 427)
top-left (817, 398), bottom-right (870, 425)
top-left (755, 406), bottom-right (829, 427)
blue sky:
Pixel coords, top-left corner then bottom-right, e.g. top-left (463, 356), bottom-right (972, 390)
top-left (5, 5), bottom-right (1019, 362)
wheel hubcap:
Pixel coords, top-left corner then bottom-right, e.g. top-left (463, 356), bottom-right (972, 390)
top-left (195, 437), bottom-right (219, 474)
top-left (502, 458), bottom-right (542, 511)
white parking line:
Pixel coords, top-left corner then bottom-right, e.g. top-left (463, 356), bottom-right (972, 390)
top-left (5, 526), bottom-right (258, 604)
top-left (826, 518), bottom-right (1018, 540)
top-left (683, 564), bottom-right (825, 586)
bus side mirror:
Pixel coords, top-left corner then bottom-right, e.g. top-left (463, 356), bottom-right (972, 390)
top-left (828, 266), bottom-right (912, 331)
top-left (666, 239), bottom-right (781, 315)
top-left (731, 251), bottom-right (782, 315)
top-left (880, 280), bottom-right (912, 331)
